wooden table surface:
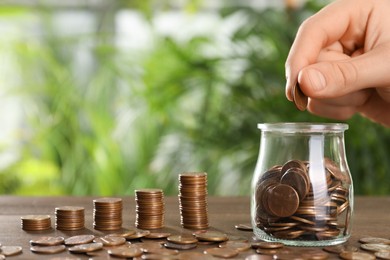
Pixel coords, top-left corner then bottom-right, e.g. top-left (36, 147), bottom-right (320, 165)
top-left (0, 196), bottom-right (389, 259)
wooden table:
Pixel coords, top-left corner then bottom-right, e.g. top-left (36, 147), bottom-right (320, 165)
top-left (0, 196), bottom-right (389, 259)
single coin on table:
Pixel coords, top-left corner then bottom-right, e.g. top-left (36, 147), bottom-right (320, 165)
top-left (167, 235), bottom-right (198, 245)
top-left (245, 254), bottom-right (273, 260)
top-left (339, 251), bottom-right (376, 260)
top-left (323, 244), bottom-right (358, 254)
top-left (204, 247), bottom-right (238, 258)
top-left (68, 242), bottom-right (103, 253)
top-left (108, 247), bottom-right (143, 258)
top-left (360, 243), bottom-right (390, 252)
top-left (164, 241), bottom-right (197, 250)
top-left (30, 245), bottom-right (66, 254)
top-left (193, 231), bottom-right (229, 242)
top-left (359, 237), bottom-right (390, 244)
top-left (219, 241), bottom-right (251, 252)
top-left (376, 251), bottom-right (390, 260)
top-left (292, 82), bottom-right (308, 111)
top-left (64, 235), bottom-right (95, 246)
top-left (94, 236), bottom-right (126, 246)
top-left (254, 241), bottom-right (284, 249)
top-left (0, 246), bottom-right (23, 256)
top-left (30, 236), bottom-right (65, 246)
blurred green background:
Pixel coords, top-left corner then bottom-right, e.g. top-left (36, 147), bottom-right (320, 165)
top-left (0, 0), bottom-right (389, 196)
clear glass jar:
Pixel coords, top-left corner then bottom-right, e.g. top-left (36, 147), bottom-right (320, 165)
top-left (251, 123), bottom-right (353, 246)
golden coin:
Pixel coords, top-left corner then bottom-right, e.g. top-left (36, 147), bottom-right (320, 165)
top-left (0, 246), bottom-right (23, 256)
top-left (292, 82), bottom-right (308, 111)
top-left (30, 245), bottom-right (66, 254)
top-left (339, 251), bottom-right (376, 260)
top-left (30, 236), bottom-right (65, 246)
top-left (204, 247), bottom-right (238, 258)
top-left (68, 242), bottom-right (103, 253)
top-left (167, 235), bottom-right (198, 245)
top-left (64, 235), bottom-right (95, 246)
top-left (108, 247), bottom-right (143, 258)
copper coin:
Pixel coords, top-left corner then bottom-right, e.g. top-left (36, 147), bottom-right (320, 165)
top-left (30, 236), bottom-right (65, 246)
top-left (164, 241), bottom-right (197, 250)
top-left (167, 235), bottom-right (198, 245)
top-left (64, 235), bottom-right (95, 246)
top-left (245, 254), bottom-right (273, 260)
top-left (94, 236), bottom-right (126, 246)
top-left (30, 245), bottom-right (66, 254)
top-left (376, 251), bottom-right (390, 260)
top-left (255, 242), bottom-right (284, 249)
top-left (280, 167), bottom-right (309, 200)
top-left (108, 247), bottom-right (143, 258)
top-left (124, 230), bottom-right (151, 240)
top-left (144, 247), bottom-right (179, 255)
top-left (68, 243), bottom-right (103, 253)
top-left (0, 246), bottom-right (23, 256)
top-left (292, 82), bottom-right (308, 111)
top-left (178, 252), bottom-right (215, 260)
top-left (193, 231), bottom-right (228, 242)
top-left (235, 223), bottom-right (253, 231)
top-left (266, 184), bottom-right (299, 217)
top-left (359, 237), bottom-right (390, 244)
top-left (361, 243), bottom-right (390, 252)
top-left (204, 247), bottom-right (238, 258)
top-left (219, 241), bottom-right (251, 252)
top-left (339, 251), bottom-right (376, 260)
top-left (323, 244), bottom-right (358, 254)
top-left (145, 233), bottom-right (171, 239)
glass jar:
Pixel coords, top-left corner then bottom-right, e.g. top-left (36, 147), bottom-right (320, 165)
top-left (251, 123), bottom-right (353, 246)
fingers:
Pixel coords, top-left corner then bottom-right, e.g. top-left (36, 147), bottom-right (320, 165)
top-left (299, 45), bottom-right (390, 99)
top-left (285, 0), bottom-right (372, 100)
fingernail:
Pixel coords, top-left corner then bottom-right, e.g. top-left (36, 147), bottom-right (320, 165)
top-left (307, 68), bottom-right (326, 91)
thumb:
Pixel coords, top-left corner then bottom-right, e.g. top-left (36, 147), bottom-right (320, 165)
top-left (298, 47), bottom-right (390, 99)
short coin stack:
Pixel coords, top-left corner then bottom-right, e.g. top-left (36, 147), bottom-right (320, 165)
top-left (93, 198), bottom-right (123, 231)
top-left (135, 189), bottom-right (165, 229)
top-left (255, 158), bottom-right (351, 241)
top-left (178, 172), bottom-right (209, 229)
top-left (55, 206), bottom-right (85, 231)
top-left (21, 215), bottom-right (51, 231)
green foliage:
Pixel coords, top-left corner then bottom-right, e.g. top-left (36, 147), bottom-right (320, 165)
top-left (1, 1), bottom-right (390, 196)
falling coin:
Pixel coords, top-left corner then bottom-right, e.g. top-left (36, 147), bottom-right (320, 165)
top-left (292, 82), bottom-right (308, 111)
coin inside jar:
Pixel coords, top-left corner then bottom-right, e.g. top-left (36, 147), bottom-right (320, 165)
top-left (266, 184), bottom-right (299, 217)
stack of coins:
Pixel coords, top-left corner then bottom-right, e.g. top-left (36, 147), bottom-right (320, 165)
top-left (178, 172), bottom-right (209, 229)
top-left (255, 158), bottom-right (351, 241)
top-left (21, 215), bottom-right (51, 231)
top-left (135, 189), bottom-right (164, 229)
top-left (93, 198), bottom-right (123, 231)
top-left (55, 206), bottom-right (85, 231)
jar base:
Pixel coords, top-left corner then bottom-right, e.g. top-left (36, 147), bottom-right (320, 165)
top-left (253, 228), bottom-right (350, 247)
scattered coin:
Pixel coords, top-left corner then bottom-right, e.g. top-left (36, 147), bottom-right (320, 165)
top-left (145, 232), bottom-right (171, 239)
top-left (204, 247), bottom-right (238, 258)
top-left (254, 242), bottom-right (284, 249)
top-left (292, 82), bottom-right (308, 111)
top-left (323, 244), bottom-right (358, 254)
top-left (235, 223), bottom-right (253, 231)
top-left (30, 245), bottom-right (66, 254)
top-left (359, 237), bottom-right (390, 244)
top-left (167, 235), bottom-right (198, 245)
top-left (193, 231), bottom-right (228, 242)
top-left (108, 247), bottom-right (143, 258)
top-left (376, 251), bottom-right (390, 260)
top-left (219, 241), bottom-right (251, 252)
top-left (94, 236), bottom-right (126, 246)
top-left (339, 251), bottom-right (376, 260)
top-left (164, 241), bottom-right (197, 250)
top-left (361, 243), bottom-right (390, 252)
top-left (30, 236), bottom-right (65, 246)
top-left (245, 254), bottom-right (273, 260)
top-left (68, 242), bottom-right (103, 253)
top-left (0, 246), bottom-right (23, 256)
top-left (64, 235), bottom-right (95, 246)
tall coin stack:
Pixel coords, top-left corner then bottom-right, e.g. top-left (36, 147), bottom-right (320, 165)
top-left (178, 172), bottom-right (209, 229)
top-left (55, 206), bottom-right (85, 231)
top-left (93, 198), bottom-right (123, 231)
top-left (135, 189), bottom-right (164, 229)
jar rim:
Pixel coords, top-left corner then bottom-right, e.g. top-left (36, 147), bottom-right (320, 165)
top-left (257, 122), bottom-right (348, 132)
